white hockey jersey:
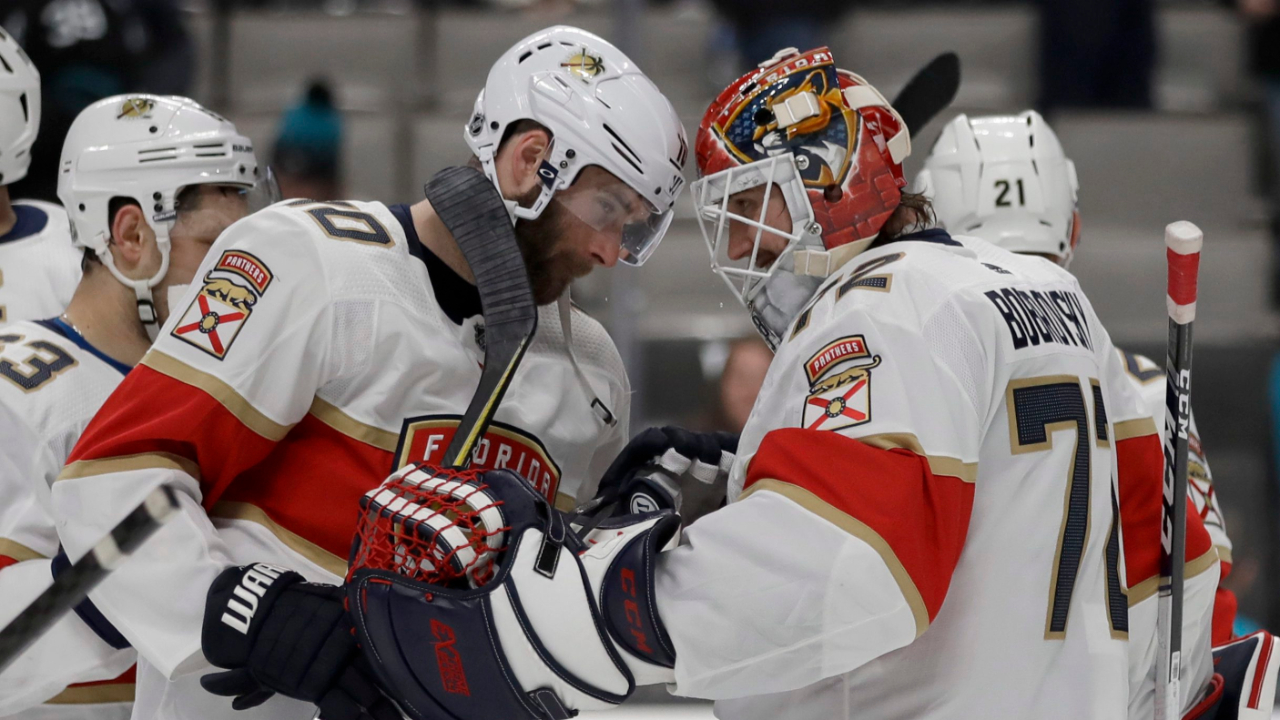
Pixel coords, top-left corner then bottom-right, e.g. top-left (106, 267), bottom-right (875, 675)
top-left (656, 230), bottom-right (1141, 719)
top-left (1112, 349), bottom-right (1225, 720)
top-left (0, 319), bottom-right (135, 720)
top-left (50, 200), bottom-right (630, 720)
top-left (0, 201), bottom-right (81, 323)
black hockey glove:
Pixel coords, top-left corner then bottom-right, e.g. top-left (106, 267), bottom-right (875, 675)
top-left (591, 426), bottom-right (737, 521)
top-left (200, 563), bottom-right (399, 720)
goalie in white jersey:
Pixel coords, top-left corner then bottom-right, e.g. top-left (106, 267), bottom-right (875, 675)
top-left (47, 25), bottom-right (687, 720)
top-left (0, 94), bottom-right (270, 719)
top-left (0, 29), bottom-right (81, 324)
top-left (916, 109), bottom-right (1255, 719)
top-left (466, 46), bottom-right (1165, 720)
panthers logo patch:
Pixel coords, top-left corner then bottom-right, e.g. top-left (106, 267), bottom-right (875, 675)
top-left (171, 250), bottom-right (272, 360)
top-left (801, 336), bottom-right (881, 433)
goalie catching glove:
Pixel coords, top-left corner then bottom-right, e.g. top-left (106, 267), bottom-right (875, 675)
top-left (344, 464), bottom-right (680, 720)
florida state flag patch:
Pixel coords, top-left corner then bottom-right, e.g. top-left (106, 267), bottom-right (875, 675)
top-left (171, 250), bottom-right (272, 360)
top-left (802, 337), bottom-right (881, 432)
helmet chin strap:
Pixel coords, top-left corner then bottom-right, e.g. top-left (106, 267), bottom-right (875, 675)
top-left (557, 292), bottom-right (617, 427)
top-left (475, 146), bottom-right (561, 225)
top-left (792, 235), bottom-right (876, 278)
top-left (95, 226), bottom-right (172, 341)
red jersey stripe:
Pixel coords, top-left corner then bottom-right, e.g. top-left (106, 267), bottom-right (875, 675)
top-left (1116, 432), bottom-right (1213, 604)
top-left (744, 428), bottom-right (975, 626)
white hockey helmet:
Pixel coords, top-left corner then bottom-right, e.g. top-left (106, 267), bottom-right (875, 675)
top-left (58, 94), bottom-right (272, 336)
top-left (915, 110), bottom-right (1080, 264)
top-left (464, 25), bottom-right (688, 266)
top-left (0, 26), bottom-right (40, 186)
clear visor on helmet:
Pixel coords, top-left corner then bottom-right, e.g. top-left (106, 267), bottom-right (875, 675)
top-left (155, 168), bottom-right (282, 241)
top-left (554, 169), bottom-right (675, 266)
top-left (245, 166), bottom-right (282, 213)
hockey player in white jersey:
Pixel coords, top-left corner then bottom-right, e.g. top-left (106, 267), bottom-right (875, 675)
top-left (0, 94), bottom-right (268, 720)
top-left (916, 109), bottom-right (1244, 718)
top-left (321, 46), bottom-right (1154, 720)
top-left (0, 28), bottom-right (81, 323)
top-left (47, 25), bottom-right (686, 720)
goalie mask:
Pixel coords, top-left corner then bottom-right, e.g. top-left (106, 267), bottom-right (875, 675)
top-left (692, 47), bottom-right (911, 349)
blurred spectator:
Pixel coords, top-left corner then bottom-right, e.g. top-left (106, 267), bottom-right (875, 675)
top-left (715, 336), bottom-right (773, 433)
top-left (1037, 0), bottom-right (1155, 113)
top-left (272, 81), bottom-right (343, 201)
top-left (701, 0), bottom-right (850, 71)
top-left (1, 0), bottom-right (194, 202)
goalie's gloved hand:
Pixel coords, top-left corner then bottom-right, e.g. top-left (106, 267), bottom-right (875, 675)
top-left (346, 467), bottom-right (680, 720)
top-left (200, 563), bottom-right (400, 720)
top-left (593, 426), bottom-right (737, 520)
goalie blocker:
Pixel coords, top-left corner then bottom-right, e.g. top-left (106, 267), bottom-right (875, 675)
top-left (344, 465), bottom-right (680, 720)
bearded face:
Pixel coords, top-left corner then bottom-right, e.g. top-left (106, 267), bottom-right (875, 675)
top-left (512, 189), bottom-right (595, 306)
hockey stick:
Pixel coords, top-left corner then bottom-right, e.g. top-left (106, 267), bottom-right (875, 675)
top-left (0, 484), bottom-right (180, 675)
top-left (892, 51), bottom-right (961, 137)
top-left (1155, 221), bottom-right (1203, 720)
top-left (422, 166), bottom-right (538, 468)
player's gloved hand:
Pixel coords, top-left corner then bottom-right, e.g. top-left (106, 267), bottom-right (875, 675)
top-left (200, 563), bottom-right (400, 720)
top-left (592, 426), bottom-right (737, 520)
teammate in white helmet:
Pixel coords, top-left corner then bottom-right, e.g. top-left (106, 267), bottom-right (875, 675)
top-left (0, 27), bottom-right (81, 323)
top-left (47, 26), bottom-right (687, 720)
top-left (0, 94), bottom-right (269, 720)
top-left (445, 47), bottom-right (1152, 720)
top-left (916, 109), bottom-right (1250, 720)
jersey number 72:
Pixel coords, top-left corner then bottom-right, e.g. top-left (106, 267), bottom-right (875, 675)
top-left (1008, 375), bottom-right (1128, 640)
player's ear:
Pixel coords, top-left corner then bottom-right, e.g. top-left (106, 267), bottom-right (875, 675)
top-left (109, 203), bottom-right (159, 278)
top-left (499, 127), bottom-right (552, 199)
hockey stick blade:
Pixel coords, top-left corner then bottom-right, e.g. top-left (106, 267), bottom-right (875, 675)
top-left (1154, 220), bottom-right (1202, 720)
top-left (892, 51), bottom-right (961, 137)
top-left (0, 484), bottom-right (180, 675)
top-left (423, 167), bottom-right (538, 469)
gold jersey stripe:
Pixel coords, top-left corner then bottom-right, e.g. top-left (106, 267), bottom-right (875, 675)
top-left (1126, 546), bottom-right (1219, 606)
top-left (59, 452), bottom-right (201, 483)
top-left (1186, 546), bottom-right (1221, 582)
top-left (857, 433), bottom-right (978, 484)
top-left (1113, 417), bottom-right (1159, 442)
top-left (142, 350), bottom-right (293, 441)
top-left (45, 683), bottom-right (135, 704)
top-left (1217, 545), bottom-right (1233, 566)
top-left (741, 478), bottom-right (930, 638)
top-left (309, 397), bottom-right (399, 451)
top-left (210, 501), bottom-right (346, 577)
top-left (0, 537), bottom-right (46, 562)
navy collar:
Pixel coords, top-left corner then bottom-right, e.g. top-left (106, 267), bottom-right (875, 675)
top-left (893, 228), bottom-right (961, 246)
top-left (37, 318), bottom-right (133, 376)
top-left (0, 204), bottom-right (51, 245)
top-left (388, 203), bottom-right (482, 325)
